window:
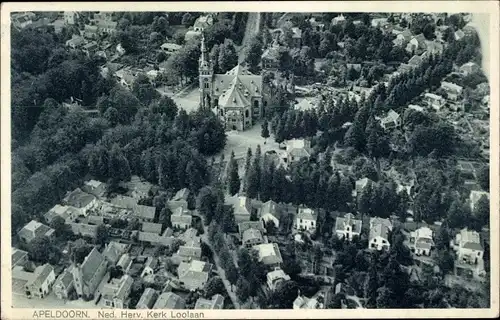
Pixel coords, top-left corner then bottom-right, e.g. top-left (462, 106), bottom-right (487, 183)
top-left (477, 252), bottom-right (481, 256)
top-left (382, 239), bottom-right (387, 244)
top-left (311, 221), bottom-right (314, 226)
top-left (373, 239), bottom-right (377, 243)
top-left (371, 243), bottom-right (376, 248)
top-left (346, 227), bottom-right (350, 231)
top-left (204, 82), bottom-right (209, 89)
top-left (245, 109), bottom-right (250, 118)
top-left (253, 100), bottom-right (259, 108)
top-left (300, 219), bottom-right (303, 223)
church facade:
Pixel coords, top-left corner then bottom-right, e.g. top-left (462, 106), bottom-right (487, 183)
top-left (198, 35), bottom-right (268, 131)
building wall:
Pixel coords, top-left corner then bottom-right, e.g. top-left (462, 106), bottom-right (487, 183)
top-left (369, 236), bottom-right (390, 251)
top-left (297, 218), bottom-right (316, 231)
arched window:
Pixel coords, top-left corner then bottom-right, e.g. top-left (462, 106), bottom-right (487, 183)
top-left (253, 100), bottom-right (259, 108)
top-left (245, 109), bottom-right (250, 118)
top-left (214, 99), bottom-right (219, 106)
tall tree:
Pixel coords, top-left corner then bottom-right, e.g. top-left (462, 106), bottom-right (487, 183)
top-left (261, 119), bottom-right (270, 143)
top-left (218, 38), bottom-right (238, 73)
top-left (227, 151), bottom-right (241, 195)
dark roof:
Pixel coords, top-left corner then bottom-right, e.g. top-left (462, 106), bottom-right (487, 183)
top-left (64, 188), bottom-right (96, 208)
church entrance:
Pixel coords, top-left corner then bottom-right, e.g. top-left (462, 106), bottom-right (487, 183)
top-left (232, 125), bottom-right (237, 130)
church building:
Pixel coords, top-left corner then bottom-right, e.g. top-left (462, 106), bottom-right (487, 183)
top-left (198, 34), bottom-right (267, 131)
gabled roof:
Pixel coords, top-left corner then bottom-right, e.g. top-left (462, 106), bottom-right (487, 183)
top-left (242, 228), bottom-right (264, 243)
top-left (297, 207), bottom-right (317, 221)
top-left (238, 220), bottom-right (265, 236)
top-left (12, 248), bottom-right (28, 266)
top-left (213, 65), bottom-right (263, 102)
top-left (134, 205), bottom-right (156, 220)
top-left (144, 256), bottom-right (158, 271)
top-left (266, 269), bottom-right (290, 283)
top-left (18, 220), bottom-right (54, 242)
top-left (195, 294), bottom-right (224, 309)
top-left (177, 246), bottom-right (202, 259)
top-left (80, 247), bottom-right (106, 283)
top-left (117, 253), bottom-right (132, 270)
top-left (137, 288), bottom-right (158, 309)
top-left (260, 200), bottom-right (280, 218)
top-left (27, 264), bottom-right (54, 288)
top-left (218, 76), bottom-right (252, 109)
top-left (153, 292), bottom-right (186, 309)
top-left (103, 241), bottom-right (129, 263)
top-left (142, 222), bottom-right (162, 234)
top-left (64, 188), bottom-right (96, 208)
top-left (172, 188), bottom-right (190, 201)
top-left (254, 243), bottom-right (283, 265)
top-left (335, 213), bottom-right (362, 233)
top-left (54, 265), bottom-right (74, 289)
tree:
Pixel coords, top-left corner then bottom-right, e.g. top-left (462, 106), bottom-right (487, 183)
top-left (364, 265), bottom-right (379, 307)
top-left (376, 286), bottom-right (393, 308)
top-left (269, 280), bottom-right (299, 309)
top-left (132, 73), bottom-right (159, 106)
top-left (261, 119), bottom-right (270, 143)
top-left (50, 216), bottom-right (71, 240)
top-left (96, 224), bottom-right (109, 246)
top-left (181, 12), bottom-right (194, 26)
top-left (29, 236), bottom-right (53, 264)
top-left (435, 223), bottom-right (451, 250)
top-left (476, 166), bottom-right (489, 191)
top-left (104, 107), bottom-right (119, 127)
top-left (150, 96), bottom-right (179, 120)
top-left (218, 38), bottom-right (238, 73)
top-left (436, 249), bottom-right (455, 274)
top-left (204, 276), bottom-right (225, 298)
top-left (245, 36), bottom-right (263, 73)
top-left (69, 239), bottom-right (92, 264)
top-left (474, 195), bottom-right (489, 227)
top-left (227, 151), bottom-right (241, 196)
top-left (236, 277), bottom-right (251, 302)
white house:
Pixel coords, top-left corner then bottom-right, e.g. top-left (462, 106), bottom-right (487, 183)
top-left (410, 226), bottom-right (434, 256)
top-left (259, 200), bottom-right (281, 229)
top-left (62, 188), bottom-right (97, 217)
top-left (334, 213), bottom-right (362, 241)
top-left (296, 207), bottom-right (317, 231)
top-left (379, 109), bottom-right (401, 130)
top-left (355, 177), bottom-right (374, 197)
top-left (424, 93), bottom-right (446, 111)
top-left (266, 269), bottom-right (290, 291)
top-left (368, 217), bottom-right (393, 251)
top-left (25, 264), bottom-right (56, 299)
top-left (441, 81), bottom-right (463, 101)
top-left (460, 62), bottom-right (480, 76)
top-left (451, 228), bottom-right (484, 266)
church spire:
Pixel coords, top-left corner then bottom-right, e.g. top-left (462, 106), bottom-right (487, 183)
top-left (200, 31), bottom-right (209, 63)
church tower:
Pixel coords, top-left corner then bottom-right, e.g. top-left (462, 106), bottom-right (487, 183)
top-left (199, 32), bottom-right (213, 109)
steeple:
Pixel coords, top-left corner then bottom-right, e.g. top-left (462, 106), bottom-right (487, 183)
top-left (199, 31), bottom-right (209, 65)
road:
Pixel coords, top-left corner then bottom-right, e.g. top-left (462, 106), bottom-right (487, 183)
top-left (238, 12), bottom-right (262, 63)
top-left (194, 213), bottom-right (241, 309)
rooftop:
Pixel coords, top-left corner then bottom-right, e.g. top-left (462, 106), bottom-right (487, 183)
top-left (64, 188), bottom-right (96, 208)
top-left (153, 292), bottom-right (186, 309)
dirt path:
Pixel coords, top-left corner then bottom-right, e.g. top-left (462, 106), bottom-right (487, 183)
top-left (238, 13), bottom-right (261, 63)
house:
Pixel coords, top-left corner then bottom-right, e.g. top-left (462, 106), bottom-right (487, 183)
top-left (110, 194), bottom-right (138, 209)
top-left (177, 260), bottom-right (212, 291)
top-left (24, 264), bottom-right (56, 299)
top-left (12, 12), bottom-right (35, 29)
top-left (454, 29), bottom-right (465, 41)
top-left (424, 93), bottom-right (446, 111)
top-left (116, 43), bottom-right (126, 56)
top-left (114, 68), bottom-right (137, 91)
top-left (441, 81), bottom-right (463, 101)
top-left (406, 34), bottom-right (427, 53)
top-left (137, 232), bottom-right (174, 248)
top-left (291, 27), bottom-right (302, 48)
top-left (171, 207), bottom-right (192, 230)
top-left (102, 241), bottom-right (129, 265)
top-left (117, 253), bottom-right (132, 273)
top-left (101, 275), bottom-right (133, 308)
top-left (368, 217), bottom-right (393, 251)
top-left (82, 180), bottom-right (107, 197)
top-left (193, 14), bottom-right (214, 32)
top-left (371, 17), bottom-right (389, 28)
top-left (70, 223), bottom-right (98, 238)
top-left (83, 24), bottom-right (99, 40)
top-left (408, 104), bottom-right (425, 112)
top-left (120, 176), bottom-right (153, 199)
top-left (226, 195), bottom-right (253, 222)
top-left (261, 40), bottom-right (281, 70)
top-left (293, 294), bottom-right (320, 309)
top-left (12, 266), bottom-right (35, 296)
top-left (168, 188), bottom-right (190, 211)
top-left (17, 220), bottom-right (55, 244)
top-left (96, 20), bottom-right (118, 36)
top-left (71, 247), bottom-right (108, 299)
top-left (266, 269), bottom-right (290, 290)
top-left (335, 213), bottom-right (362, 241)
top-left (451, 228), bottom-right (484, 266)
top-left (54, 265), bottom-right (75, 300)
top-left (194, 294), bottom-right (225, 309)
top-left (160, 42), bottom-right (182, 54)
top-left (65, 35), bottom-right (86, 49)
top-left (355, 177), bottom-right (374, 197)
top-left (153, 292), bottom-right (186, 309)
top-left (254, 243), bottom-right (283, 270)
top-left (425, 41), bottom-right (444, 54)
top-left (331, 14), bottom-right (346, 26)
top-left (242, 228), bottom-right (265, 248)
top-left (44, 204), bottom-right (77, 224)
top-left (141, 257), bottom-right (158, 278)
top-left (380, 109), bottom-right (402, 130)
top-left (179, 228), bottom-right (201, 246)
top-left (136, 288), bottom-right (159, 309)
top-left (282, 139), bottom-right (312, 167)
top-left (176, 245), bottom-right (202, 263)
top-left (82, 41), bottom-right (98, 57)
top-left (469, 190), bottom-right (489, 212)
top-left (142, 222), bottom-right (163, 234)
top-left (184, 30), bottom-right (202, 43)
top-left (407, 54), bottom-right (423, 67)
top-left (63, 188), bottom-right (97, 217)
top-left (393, 29), bottom-right (412, 46)
top-left (259, 200), bottom-right (281, 229)
top-left (308, 17), bottom-right (325, 32)
top-left (12, 248), bottom-right (29, 268)
top-left (296, 207), bottom-right (317, 231)
top-left (410, 227), bottom-right (435, 256)
top-left (64, 11), bottom-right (78, 25)
top-left (132, 204), bottom-right (156, 222)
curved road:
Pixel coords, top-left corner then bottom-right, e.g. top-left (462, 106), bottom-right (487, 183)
top-left (238, 12), bottom-right (261, 63)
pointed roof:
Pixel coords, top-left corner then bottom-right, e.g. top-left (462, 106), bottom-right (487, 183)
top-left (218, 76), bottom-right (251, 109)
